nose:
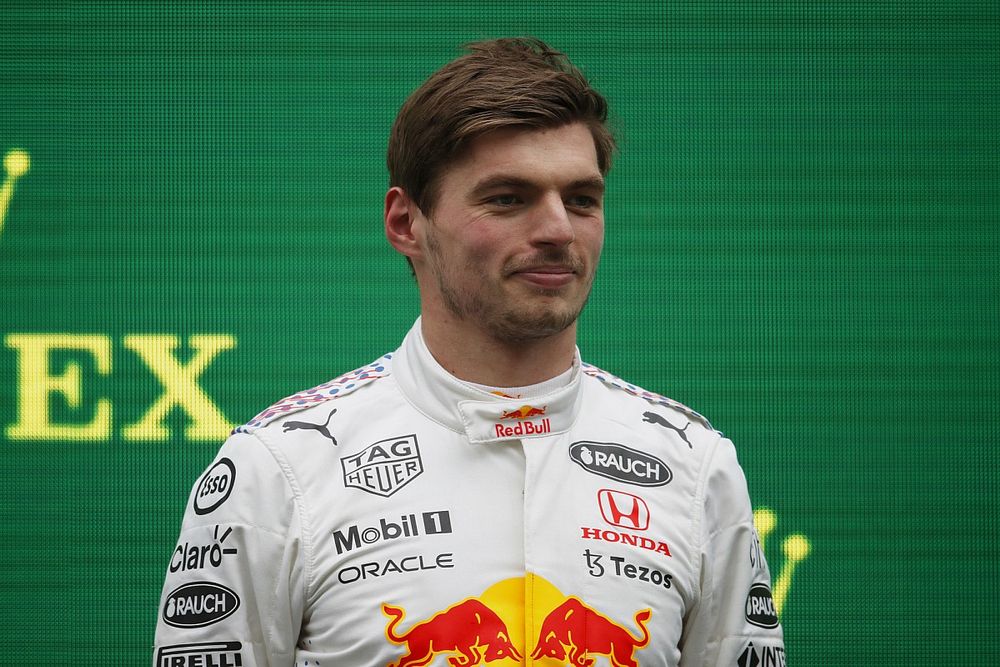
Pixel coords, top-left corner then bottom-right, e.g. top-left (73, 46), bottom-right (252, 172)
top-left (529, 192), bottom-right (575, 247)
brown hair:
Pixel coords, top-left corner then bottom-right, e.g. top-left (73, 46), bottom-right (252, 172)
top-left (387, 37), bottom-right (615, 216)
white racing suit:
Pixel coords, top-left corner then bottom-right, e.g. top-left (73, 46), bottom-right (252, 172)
top-left (154, 320), bottom-right (785, 666)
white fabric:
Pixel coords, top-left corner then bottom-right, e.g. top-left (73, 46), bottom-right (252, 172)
top-left (153, 320), bottom-right (785, 667)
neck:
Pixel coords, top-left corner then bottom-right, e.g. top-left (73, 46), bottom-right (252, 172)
top-left (419, 313), bottom-right (578, 387)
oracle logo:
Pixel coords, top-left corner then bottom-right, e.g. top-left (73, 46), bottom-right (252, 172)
top-left (597, 489), bottom-right (650, 531)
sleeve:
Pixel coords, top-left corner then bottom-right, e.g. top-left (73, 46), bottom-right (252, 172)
top-left (152, 431), bottom-right (307, 667)
top-left (678, 437), bottom-right (786, 666)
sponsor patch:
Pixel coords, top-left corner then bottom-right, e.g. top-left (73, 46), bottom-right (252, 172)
top-left (737, 640), bottom-right (786, 667)
top-left (580, 527), bottom-right (671, 557)
top-left (584, 549), bottom-right (673, 590)
top-left (641, 411), bottom-right (693, 448)
top-left (194, 458), bottom-right (236, 515)
top-left (333, 510), bottom-right (452, 554)
top-left (337, 552), bottom-right (454, 584)
top-left (745, 583), bottom-right (779, 628)
top-left (569, 441), bottom-right (671, 487)
top-left (499, 404), bottom-right (547, 420)
top-left (342, 435), bottom-right (423, 497)
top-left (281, 407), bottom-right (339, 445)
top-left (494, 418), bottom-right (552, 439)
top-left (598, 488), bottom-right (650, 531)
top-left (750, 528), bottom-right (765, 573)
top-left (170, 525), bottom-right (239, 573)
top-left (383, 598), bottom-right (522, 666)
top-left (163, 581), bottom-right (240, 628)
top-left (156, 641), bottom-right (243, 667)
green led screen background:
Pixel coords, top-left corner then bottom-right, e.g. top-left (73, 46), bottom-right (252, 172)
top-left (1, 2), bottom-right (998, 664)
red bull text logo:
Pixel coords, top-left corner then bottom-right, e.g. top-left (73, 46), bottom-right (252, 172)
top-left (495, 405), bottom-right (551, 438)
top-left (383, 579), bottom-right (652, 667)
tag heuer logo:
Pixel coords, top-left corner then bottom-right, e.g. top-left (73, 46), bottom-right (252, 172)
top-left (342, 434), bottom-right (423, 497)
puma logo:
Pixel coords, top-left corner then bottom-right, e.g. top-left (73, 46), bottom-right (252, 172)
top-left (283, 408), bottom-right (338, 445)
top-left (642, 411), bottom-right (692, 449)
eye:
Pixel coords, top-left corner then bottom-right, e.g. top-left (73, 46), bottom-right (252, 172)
top-left (488, 194), bottom-right (521, 207)
top-left (566, 195), bottom-right (599, 209)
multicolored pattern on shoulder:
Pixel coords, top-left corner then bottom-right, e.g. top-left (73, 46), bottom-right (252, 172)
top-left (233, 354), bottom-right (392, 434)
top-left (581, 362), bottom-right (717, 433)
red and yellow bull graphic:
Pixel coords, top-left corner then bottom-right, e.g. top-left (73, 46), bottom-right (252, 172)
top-left (383, 575), bottom-right (651, 667)
top-left (499, 405), bottom-right (547, 421)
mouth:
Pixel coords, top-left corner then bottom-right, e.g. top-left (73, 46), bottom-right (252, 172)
top-left (510, 265), bottom-right (578, 289)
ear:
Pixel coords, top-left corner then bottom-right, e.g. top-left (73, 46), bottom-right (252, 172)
top-left (384, 186), bottom-right (425, 262)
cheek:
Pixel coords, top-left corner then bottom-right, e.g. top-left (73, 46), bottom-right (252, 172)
top-left (462, 234), bottom-right (507, 266)
top-left (579, 222), bottom-right (605, 260)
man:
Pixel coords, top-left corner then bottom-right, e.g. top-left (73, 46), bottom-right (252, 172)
top-left (154, 38), bottom-right (785, 667)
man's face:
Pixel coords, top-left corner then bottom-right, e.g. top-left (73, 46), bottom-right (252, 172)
top-left (414, 122), bottom-right (605, 343)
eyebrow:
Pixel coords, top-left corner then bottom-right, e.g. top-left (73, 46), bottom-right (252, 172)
top-left (468, 174), bottom-right (605, 199)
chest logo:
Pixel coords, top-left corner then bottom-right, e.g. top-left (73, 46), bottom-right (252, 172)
top-left (597, 489), bottom-right (650, 531)
top-left (569, 441), bottom-right (672, 487)
top-left (342, 434), bottom-right (423, 497)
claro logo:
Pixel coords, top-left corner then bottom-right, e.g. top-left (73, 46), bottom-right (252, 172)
top-left (163, 582), bottom-right (240, 628)
top-left (569, 441), bottom-right (672, 487)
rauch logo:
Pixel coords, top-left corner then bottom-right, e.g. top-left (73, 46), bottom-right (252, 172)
top-left (569, 441), bottom-right (672, 487)
top-left (163, 582), bottom-right (240, 628)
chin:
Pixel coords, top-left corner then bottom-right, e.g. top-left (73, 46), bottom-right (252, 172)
top-left (492, 306), bottom-right (581, 342)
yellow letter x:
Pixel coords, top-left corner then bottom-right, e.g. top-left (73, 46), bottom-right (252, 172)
top-left (121, 334), bottom-right (236, 441)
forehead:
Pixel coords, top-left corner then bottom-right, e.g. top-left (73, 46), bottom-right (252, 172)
top-left (441, 123), bottom-right (602, 189)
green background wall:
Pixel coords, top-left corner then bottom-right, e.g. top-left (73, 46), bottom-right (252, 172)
top-left (1, 2), bottom-right (998, 664)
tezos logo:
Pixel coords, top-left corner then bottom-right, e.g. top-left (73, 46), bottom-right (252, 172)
top-left (156, 641), bottom-right (243, 667)
top-left (745, 583), bottom-right (779, 628)
top-left (342, 435), bottom-right (422, 497)
top-left (163, 582), bottom-right (240, 628)
top-left (569, 441), bottom-right (671, 486)
top-left (194, 458), bottom-right (236, 515)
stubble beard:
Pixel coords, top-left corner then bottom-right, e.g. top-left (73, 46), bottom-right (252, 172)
top-left (426, 233), bottom-right (593, 344)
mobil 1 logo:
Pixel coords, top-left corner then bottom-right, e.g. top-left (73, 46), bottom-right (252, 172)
top-left (333, 510), bottom-right (452, 554)
top-left (156, 641), bottom-right (243, 667)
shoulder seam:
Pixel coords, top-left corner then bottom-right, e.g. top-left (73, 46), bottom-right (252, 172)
top-left (234, 353), bottom-right (393, 433)
top-left (581, 363), bottom-right (717, 433)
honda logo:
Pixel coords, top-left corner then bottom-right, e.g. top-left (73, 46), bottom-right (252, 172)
top-left (597, 489), bottom-right (650, 531)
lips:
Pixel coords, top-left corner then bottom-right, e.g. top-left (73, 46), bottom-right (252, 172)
top-left (510, 264), bottom-right (578, 289)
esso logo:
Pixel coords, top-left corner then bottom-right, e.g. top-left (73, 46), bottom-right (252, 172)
top-left (194, 458), bottom-right (236, 515)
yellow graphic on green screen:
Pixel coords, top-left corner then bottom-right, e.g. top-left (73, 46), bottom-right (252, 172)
top-left (753, 507), bottom-right (811, 616)
top-left (1, 148), bottom-right (30, 241)
top-left (4, 333), bottom-right (236, 442)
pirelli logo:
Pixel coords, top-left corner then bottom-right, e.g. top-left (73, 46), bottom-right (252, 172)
top-left (156, 641), bottom-right (243, 667)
